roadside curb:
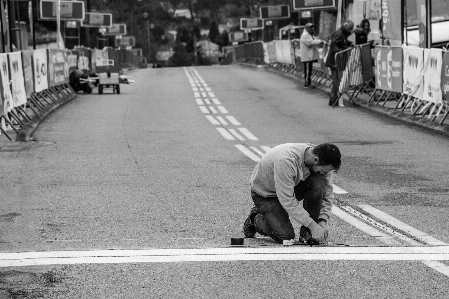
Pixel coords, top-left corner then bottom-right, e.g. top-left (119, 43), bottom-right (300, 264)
top-left (16, 92), bottom-right (77, 142)
top-left (238, 62), bottom-right (449, 138)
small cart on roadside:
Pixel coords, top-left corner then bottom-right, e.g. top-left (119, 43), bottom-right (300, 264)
top-left (97, 59), bottom-right (120, 94)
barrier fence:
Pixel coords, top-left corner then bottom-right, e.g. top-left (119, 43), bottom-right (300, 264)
top-left (223, 40), bottom-right (448, 125)
top-left (1, 47), bottom-right (142, 141)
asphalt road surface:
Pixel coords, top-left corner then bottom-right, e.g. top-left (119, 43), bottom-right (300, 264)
top-left (0, 65), bottom-right (449, 298)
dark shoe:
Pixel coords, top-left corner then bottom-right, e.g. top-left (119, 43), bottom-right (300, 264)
top-left (243, 207), bottom-right (258, 238)
top-left (299, 226), bottom-right (319, 245)
top-left (304, 82), bottom-right (310, 88)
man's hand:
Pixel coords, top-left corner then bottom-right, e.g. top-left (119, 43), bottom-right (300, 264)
top-left (306, 221), bottom-right (326, 242)
top-left (318, 220), bottom-right (329, 240)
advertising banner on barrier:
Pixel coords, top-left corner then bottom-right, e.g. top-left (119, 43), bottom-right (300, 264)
top-left (8, 52), bottom-right (27, 107)
top-left (67, 50), bottom-right (78, 74)
top-left (33, 49), bottom-right (49, 93)
top-left (403, 46), bottom-right (424, 99)
top-left (22, 50), bottom-right (34, 97)
top-left (374, 46), bottom-right (403, 93)
top-left (48, 49), bottom-right (67, 86)
top-left (381, 0), bottom-right (402, 43)
top-left (274, 40), bottom-right (292, 64)
top-left (422, 48), bottom-right (443, 104)
top-left (267, 42), bottom-right (277, 63)
top-left (360, 44), bottom-right (373, 82)
top-left (441, 51), bottom-right (449, 103)
top-left (0, 54), bottom-right (13, 114)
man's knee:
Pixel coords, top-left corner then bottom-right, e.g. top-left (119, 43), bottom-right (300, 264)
top-left (308, 173), bottom-right (325, 190)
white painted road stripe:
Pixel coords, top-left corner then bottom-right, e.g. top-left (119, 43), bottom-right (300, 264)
top-left (208, 92), bottom-right (216, 97)
top-left (217, 106), bottom-right (228, 114)
top-left (332, 184), bottom-right (348, 194)
top-left (195, 98), bottom-right (203, 105)
top-left (216, 116), bottom-right (228, 125)
top-left (212, 98), bottom-right (221, 105)
top-left (226, 116), bottom-right (241, 126)
top-left (216, 128), bottom-right (235, 140)
top-left (209, 106), bottom-right (217, 114)
top-left (201, 92), bottom-right (207, 97)
top-left (261, 146), bottom-right (271, 152)
top-left (204, 98), bottom-right (210, 105)
top-left (249, 146), bottom-right (265, 158)
top-left (238, 128), bottom-right (258, 140)
top-left (235, 145), bottom-right (261, 162)
top-left (205, 115), bottom-right (220, 125)
top-left (229, 129), bottom-right (245, 141)
top-left (199, 106), bottom-right (209, 114)
top-left (194, 92), bottom-right (200, 98)
top-left (2, 247), bottom-right (449, 267)
top-left (358, 204), bottom-right (448, 246)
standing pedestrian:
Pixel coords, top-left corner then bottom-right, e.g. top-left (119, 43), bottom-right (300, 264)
top-left (324, 20), bottom-right (354, 106)
top-left (299, 23), bottom-right (324, 88)
top-left (243, 143), bottom-right (341, 244)
top-left (354, 19), bottom-right (374, 46)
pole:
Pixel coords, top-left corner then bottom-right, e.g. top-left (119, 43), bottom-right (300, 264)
top-left (31, 0), bottom-right (36, 49)
top-left (56, 0), bottom-right (61, 49)
top-left (425, 0), bottom-right (432, 48)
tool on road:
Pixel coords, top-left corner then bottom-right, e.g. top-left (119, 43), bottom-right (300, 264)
top-left (231, 238), bottom-right (245, 246)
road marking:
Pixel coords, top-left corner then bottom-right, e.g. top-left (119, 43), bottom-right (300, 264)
top-left (217, 106), bottom-right (228, 114)
top-left (209, 106), bottom-right (217, 114)
top-left (204, 98), bottom-right (211, 105)
top-left (205, 87), bottom-right (211, 91)
top-left (2, 247), bottom-right (449, 267)
top-left (216, 128), bottom-right (235, 140)
top-left (205, 115), bottom-right (220, 125)
top-left (208, 92), bottom-right (216, 97)
top-left (229, 129), bottom-right (245, 141)
top-left (332, 206), bottom-right (401, 245)
top-left (358, 205), bottom-right (448, 246)
top-left (261, 146), bottom-right (271, 152)
top-left (199, 87), bottom-right (204, 91)
top-left (212, 98), bottom-right (221, 105)
top-left (199, 106), bottom-right (210, 114)
top-left (226, 116), bottom-right (241, 126)
top-left (332, 185), bottom-right (348, 194)
top-left (340, 206), bottom-right (422, 246)
top-left (249, 146), bottom-right (265, 158)
top-left (195, 98), bottom-right (203, 105)
top-left (216, 116), bottom-right (228, 125)
top-left (194, 92), bottom-right (200, 97)
top-left (192, 87), bottom-right (198, 91)
top-left (201, 92), bottom-right (207, 97)
top-left (238, 128), bottom-right (258, 140)
top-left (235, 145), bottom-right (261, 162)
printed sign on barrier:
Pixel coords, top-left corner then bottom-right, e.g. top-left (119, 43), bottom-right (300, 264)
top-left (8, 52), bottom-right (27, 107)
top-left (21, 50), bottom-right (34, 97)
top-left (33, 49), bottom-right (49, 93)
top-left (267, 42), bottom-right (277, 64)
top-left (440, 51), bottom-right (449, 103)
top-left (48, 49), bottom-right (67, 86)
top-left (403, 46), bottom-right (424, 99)
top-left (77, 47), bottom-right (90, 73)
top-left (0, 54), bottom-right (13, 114)
top-left (67, 50), bottom-right (78, 74)
top-left (423, 49), bottom-right (443, 104)
top-left (374, 46), bottom-right (403, 93)
top-left (274, 40), bottom-right (293, 64)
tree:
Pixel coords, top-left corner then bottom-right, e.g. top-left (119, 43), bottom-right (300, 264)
top-left (208, 21), bottom-right (219, 43)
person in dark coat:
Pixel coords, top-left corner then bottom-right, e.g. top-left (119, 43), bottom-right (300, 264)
top-left (324, 20), bottom-right (354, 106)
top-left (354, 19), bottom-right (375, 46)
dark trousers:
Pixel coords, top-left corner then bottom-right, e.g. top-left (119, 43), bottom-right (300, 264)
top-left (251, 173), bottom-right (325, 244)
top-left (303, 61), bottom-right (313, 85)
top-left (330, 67), bottom-right (339, 103)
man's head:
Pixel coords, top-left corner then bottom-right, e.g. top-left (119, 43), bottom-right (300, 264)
top-left (310, 143), bottom-right (341, 175)
top-left (343, 20), bottom-right (354, 35)
top-left (305, 23), bottom-right (315, 35)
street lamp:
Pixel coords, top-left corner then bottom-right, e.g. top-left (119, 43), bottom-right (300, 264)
top-left (143, 12), bottom-right (155, 67)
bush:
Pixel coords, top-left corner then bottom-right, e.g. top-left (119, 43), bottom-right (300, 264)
top-left (170, 44), bottom-right (194, 66)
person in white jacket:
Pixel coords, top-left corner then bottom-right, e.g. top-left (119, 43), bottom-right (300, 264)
top-left (299, 23), bottom-right (324, 88)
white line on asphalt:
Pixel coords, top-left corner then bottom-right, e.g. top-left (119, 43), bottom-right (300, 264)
top-left (201, 92), bottom-right (207, 97)
top-left (226, 116), bottom-right (241, 126)
top-left (212, 98), bottom-right (221, 105)
top-left (249, 146), bottom-right (265, 158)
top-left (205, 115), bottom-right (220, 125)
top-left (229, 129), bottom-right (245, 141)
top-left (2, 247), bottom-right (449, 267)
top-left (194, 92), bottom-right (200, 97)
top-left (195, 98), bottom-right (203, 105)
top-left (422, 260), bottom-right (449, 277)
top-left (204, 98), bottom-right (211, 105)
top-left (260, 146), bottom-right (271, 152)
top-left (199, 106), bottom-right (210, 114)
top-left (332, 185), bottom-right (348, 194)
top-left (216, 128), bottom-right (235, 140)
top-left (205, 87), bottom-right (211, 91)
top-left (332, 206), bottom-right (401, 245)
top-left (358, 205), bottom-right (448, 246)
top-left (216, 116), bottom-right (228, 125)
top-left (192, 87), bottom-right (198, 91)
top-left (340, 206), bottom-right (421, 246)
top-left (199, 87), bottom-right (204, 91)
top-left (217, 106), bottom-right (228, 114)
top-left (238, 128), bottom-right (258, 140)
top-left (235, 145), bottom-right (261, 162)
top-left (209, 106), bottom-right (217, 114)
top-left (208, 92), bottom-right (216, 97)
